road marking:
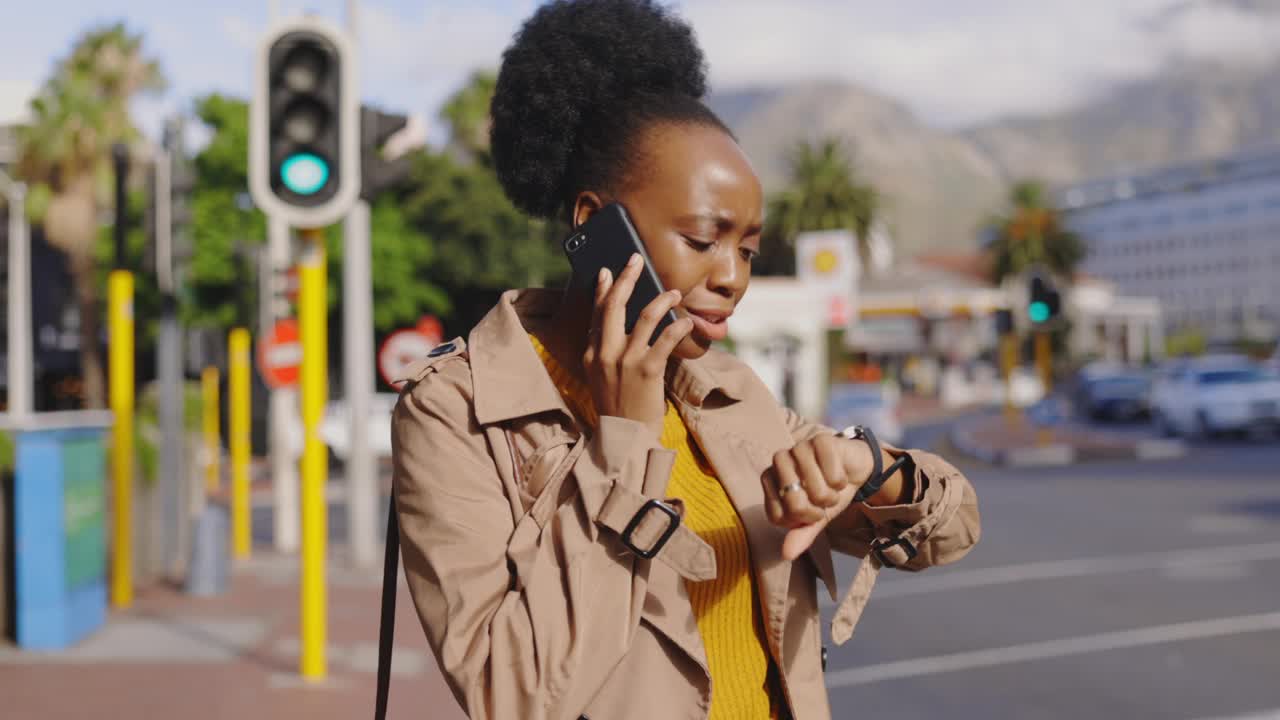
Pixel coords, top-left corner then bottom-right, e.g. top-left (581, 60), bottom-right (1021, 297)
top-left (831, 541), bottom-right (1280, 602)
top-left (1194, 711), bottom-right (1280, 720)
top-left (1194, 710), bottom-right (1280, 720)
top-left (827, 610), bottom-right (1280, 687)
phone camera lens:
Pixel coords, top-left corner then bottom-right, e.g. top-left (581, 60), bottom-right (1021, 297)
top-left (566, 234), bottom-right (586, 252)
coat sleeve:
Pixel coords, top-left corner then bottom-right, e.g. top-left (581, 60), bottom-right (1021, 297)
top-left (392, 359), bottom-right (704, 720)
top-left (780, 406), bottom-right (981, 572)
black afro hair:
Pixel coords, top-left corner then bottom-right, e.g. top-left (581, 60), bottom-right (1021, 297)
top-left (490, 0), bottom-right (725, 220)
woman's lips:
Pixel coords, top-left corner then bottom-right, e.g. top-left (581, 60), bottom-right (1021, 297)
top-left (686, 310), bottom-right (730, 342)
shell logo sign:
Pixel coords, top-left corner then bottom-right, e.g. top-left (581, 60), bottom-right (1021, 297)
top-left (795, 230), bottom-right (859, 329)
top-left (812, 248), bottom-right (839, 275)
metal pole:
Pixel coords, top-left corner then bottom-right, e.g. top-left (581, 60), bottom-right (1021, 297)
top-left (108, 271), bottom-right (136, 608)
top-left (4, 177), bottom-right (33, 419)
top-left (268, 216), bottom-right (300, 553)
top-left (202, 367), bottom-right (221, 495)
top-left (229, 327), bottom-right (252, 558)
top-left (346, 0), bottom-right (359, 38)
top-left (298, 226), bottom-right (328, 680)
top-left (155, 147), bottom-right (186, 579)
top-left (343, 200), bottom-right (377, 567)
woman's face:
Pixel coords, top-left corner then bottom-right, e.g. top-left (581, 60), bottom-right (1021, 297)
top-left (575, 123), bottom-right (764, 360)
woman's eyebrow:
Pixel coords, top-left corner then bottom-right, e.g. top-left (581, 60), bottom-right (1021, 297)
top-left (675, 212), bottom-right (748, 232)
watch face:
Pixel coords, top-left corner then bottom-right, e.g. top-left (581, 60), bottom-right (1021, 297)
top-left (840, 425), bottom-right (866, 439)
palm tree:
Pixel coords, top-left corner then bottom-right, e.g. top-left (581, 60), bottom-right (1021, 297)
top-left (759, 138), bottom-right (880, 276)
top-left (15, 23), bottom-right (164, 408)
top-left (985, 180), bottom-right (1085, 285)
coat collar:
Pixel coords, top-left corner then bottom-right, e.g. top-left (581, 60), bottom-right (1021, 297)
top-left (467, 288), bottom-right (750, 427)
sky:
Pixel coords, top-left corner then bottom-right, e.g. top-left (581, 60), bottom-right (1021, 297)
top-left (3, 0), bottom-right (1280, 147)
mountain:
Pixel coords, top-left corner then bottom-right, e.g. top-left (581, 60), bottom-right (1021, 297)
top-left (964, 57), bottom-right (1280, 188)
top-left (710, 83), bottom-right (1008, 257)
top-left (710, 54), bottom-right (1280, 256)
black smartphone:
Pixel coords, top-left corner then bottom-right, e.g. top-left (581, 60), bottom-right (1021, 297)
top-left (563, 202), bottom-right (678, 345)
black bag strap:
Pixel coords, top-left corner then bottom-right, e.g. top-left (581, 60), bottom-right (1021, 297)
top-left (375, 491), bottom-right (400, 720)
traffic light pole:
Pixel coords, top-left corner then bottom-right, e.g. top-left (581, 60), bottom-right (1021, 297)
top-left (298, 227), bottom-right (329, 680)
top-left (266, 216), bottom-right (300, 554)
top-left (343, 200), bottom-right (378, 568)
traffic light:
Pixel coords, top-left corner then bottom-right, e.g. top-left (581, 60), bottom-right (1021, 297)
top-left (250, 16), bottom-right (359, 228)
top-left (1027, 272), bottom-right (1062, 326)
top-left (360, 105), bottom-right (414, 201)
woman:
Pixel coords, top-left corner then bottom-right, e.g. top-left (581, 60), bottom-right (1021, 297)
top-left (391, 2), bottom-right (981, 718)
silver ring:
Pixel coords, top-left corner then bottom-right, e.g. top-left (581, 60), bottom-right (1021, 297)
top-left (779, 481), bottom-right (804, 496)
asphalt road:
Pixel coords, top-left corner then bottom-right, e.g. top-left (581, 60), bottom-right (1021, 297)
top-left (823, 420), bottom-right (1280, 720)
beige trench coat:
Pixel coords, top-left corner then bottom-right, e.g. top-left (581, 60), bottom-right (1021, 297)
top-left (391, 289), bottom-right (981, 720)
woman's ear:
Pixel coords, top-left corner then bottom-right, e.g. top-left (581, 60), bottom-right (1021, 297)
top-left (571, 191), bottom-right (607, 230)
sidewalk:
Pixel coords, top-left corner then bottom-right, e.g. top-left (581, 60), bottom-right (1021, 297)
top-left (950, 410), bottom-right (1186, 467)
top-left (0, 552), bottom-right (467, 720)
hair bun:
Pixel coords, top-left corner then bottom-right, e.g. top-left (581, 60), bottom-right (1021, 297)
top-left (490, 0), bottom-right (708, 218)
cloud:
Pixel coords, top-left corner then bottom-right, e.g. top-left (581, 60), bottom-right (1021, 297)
top-left (353, 2), bottom-right (536, 143)
top-left (677, 0), bottom-right (1280, 126)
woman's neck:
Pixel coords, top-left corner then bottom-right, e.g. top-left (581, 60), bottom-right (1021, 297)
top-left (532, 285), bottom-right (595, 382)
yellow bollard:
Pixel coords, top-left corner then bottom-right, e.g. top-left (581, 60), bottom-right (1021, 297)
top-left (202, 367), bottom-right (221, 495)
top-left (298, 227), bottom-right (328, 680)
top-left (228, 328), bottom-right (252, 559)
top-left (1000, 333), bottom-right (1019, 427)
top-left (1035, 331), bottom-right (1054, 447)
top-left (108, 271), bottom-right (135, 609)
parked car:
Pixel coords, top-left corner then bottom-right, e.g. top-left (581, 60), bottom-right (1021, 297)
top-left (1151, 362), bottom-right (1280, 437)
top-left (824, 382), bottom-right (904, 446)
top-left (1077, 372), bottom-right (1151, 422)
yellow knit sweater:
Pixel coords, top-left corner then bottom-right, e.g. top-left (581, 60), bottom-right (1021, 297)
top-left (528, 334), bottom-right (779, 719)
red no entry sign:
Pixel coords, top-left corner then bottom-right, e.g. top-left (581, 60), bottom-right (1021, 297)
top-left (259, 318), bottom-right (302, 389)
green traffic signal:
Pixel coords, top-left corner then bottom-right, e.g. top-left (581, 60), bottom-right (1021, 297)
top-left (1029, 300), bottom-right (1051, 324)
top-left (280, 153), bottom-right (330, 195)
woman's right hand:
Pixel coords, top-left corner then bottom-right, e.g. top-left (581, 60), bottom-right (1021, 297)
top-left (583, 253), bottom-right (695, 440)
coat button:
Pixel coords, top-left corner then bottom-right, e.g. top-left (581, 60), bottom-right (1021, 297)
top-left (428, 342), bottom-right (456, 358)
top-left (821, 645), bottom-right (828, 672)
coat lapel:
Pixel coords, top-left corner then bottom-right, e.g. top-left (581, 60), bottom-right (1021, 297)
top-left (677, 397), bottom-right (795, 658)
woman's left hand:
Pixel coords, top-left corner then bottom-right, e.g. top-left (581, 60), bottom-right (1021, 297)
top-left (762, 434), bottom-right (876, 561)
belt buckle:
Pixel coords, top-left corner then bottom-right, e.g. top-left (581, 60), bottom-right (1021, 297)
top-left (871, 536), bottom-right (918, 569)
top-left (620, 499), bottom-right (681, 560)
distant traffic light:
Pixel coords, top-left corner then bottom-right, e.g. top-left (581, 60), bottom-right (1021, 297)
top-left (360, 106), bottom-right (413, 201)
top-left (250, 17), bottom-right (359, 227)
top-left (1027, 272), bottom-right (1062, 326)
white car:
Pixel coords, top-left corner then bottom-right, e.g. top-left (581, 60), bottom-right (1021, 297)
top-left (824, 382), bottom-right (904, 446)
top-left (1152, 363), bottom-right (1280, 437)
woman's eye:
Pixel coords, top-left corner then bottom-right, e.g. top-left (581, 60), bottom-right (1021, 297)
top-left (682, 235), bottom-right (714, 252)
top-left (741, 247), bottom-right (759, 262)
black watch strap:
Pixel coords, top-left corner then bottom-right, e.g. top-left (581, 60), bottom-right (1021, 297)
top-left (843, 425), bottom-right (885, 503)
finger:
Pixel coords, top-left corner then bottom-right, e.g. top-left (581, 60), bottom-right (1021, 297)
top-left (793, 441), bottom-right (840, 508)
top-left (813, 435), bottom-right (850, 493)
top-left (589, 267), bottom-right (613, 337)
top-left (646, 315), bottom-right (694, 366)
top-left (761, 468), bottom-right (784, 525)
top-left (626, 289), bottom-right (682, 357)
top-left (600, 254), bottom-right (642, 354)
top-left (775, 451), bottom-right (824, 526)
top-left (783, 523), bottom-right (826, 562)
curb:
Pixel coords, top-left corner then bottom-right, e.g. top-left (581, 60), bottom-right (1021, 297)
top-left (950, 423), bottom-right (1187, 467)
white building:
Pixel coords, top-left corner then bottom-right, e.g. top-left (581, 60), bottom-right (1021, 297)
top-left (1059, 147), bottom-right (1280, 342)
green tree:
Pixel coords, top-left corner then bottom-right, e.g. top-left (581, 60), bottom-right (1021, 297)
top-left (183, 93), bottom-right (265, 330)
top-left (15, 23), bottom-right (165, 407)
top-left (440, 70), bottom-right (497, 163)
top-left (759, 138), bottom-right (879, 276)
top-left (398, 71), bottom-right (568, 326)
top-left (186, 94), bottom-right (454, 336)
top-left (985, 180), bottom-right (1085, 284)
